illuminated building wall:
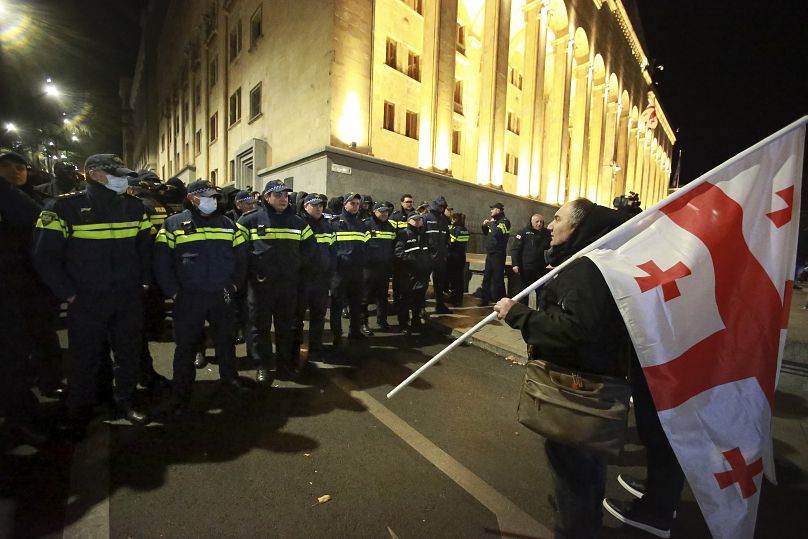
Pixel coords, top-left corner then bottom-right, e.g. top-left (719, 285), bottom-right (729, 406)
top-left (125, 0), bottom-right (675, 209)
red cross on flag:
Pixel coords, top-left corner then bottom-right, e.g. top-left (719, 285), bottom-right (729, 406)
top-left (586, 119), bottom-right (805, 538)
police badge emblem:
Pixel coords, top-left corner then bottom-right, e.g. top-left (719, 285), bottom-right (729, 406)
top-left (40, 211), bottom-right (57, 226)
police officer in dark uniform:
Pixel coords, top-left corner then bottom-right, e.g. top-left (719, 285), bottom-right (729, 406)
top-left (0, 152), bottom-right (48, 441)
top-left (124, 171), bottom-right (173, 389)
top-left (424, 195), bottom-right (452, 314)
top-left (153, 180), bottom-right (249, 411)
top-left (447, 212), bottom-right (470, 305)
top-left (360, 202), bottom-right (396, 335)
top-left (509, 213), bottom-right (551, 306)
top-left (225, 190), bottom-right (258, 346)
top-left (330, 193), bottom-right (369, 343)
top-left (294, 193), bottom-right (335, 369)
top-left (237, 179), bottom-right (315, 384)
top-left (35, 161), bottom-right (83, 198)
top-left (389, 194), bottom-right (415, 231)
top-left (226, 190), bottom-right (257, 223)
top-left (480, 202), bottom-right (511, 306)
top-left (394, 213), bottom-right (432, 335)
top-left (32, 154), bottom-right (152, 438)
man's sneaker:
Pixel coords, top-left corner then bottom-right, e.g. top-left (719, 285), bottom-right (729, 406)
top-left (617, 475), bottom-right (677, 517)
top-left (618, 474), bottom-right (645, 498)
top-left (602, 498), bottom-right (671, 538)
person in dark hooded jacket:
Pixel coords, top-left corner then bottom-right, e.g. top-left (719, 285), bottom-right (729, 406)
top-left (480, 202), bottom-right (511, 306)
top-left (509, 213), bottom-right (551, 306)
top-left (423, 195), bottom-right (452, 313)
top-left (394, 213), bottom-right (432, 334)
top-left (494, 198), bottom-right (632, 539)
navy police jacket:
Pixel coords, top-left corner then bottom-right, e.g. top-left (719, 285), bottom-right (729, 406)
top-left (448, 224), bottom-right (470, 258)
top-left (237, 205), bottom-right (315, 281)
top-left (394, 226), bottom-right (432, 288)
top-left (301, 210), bottom-right (336, 280)
top-left (153, 208), bottom-right (247, 297)
top-left (364, 215), bottom-right (396, 264)
top-left (331, 210), bottom-right (368, 271)
top-left (482, 213), bottom-right (511, 254)
top-left (31, 182), bottom-right (153, 300)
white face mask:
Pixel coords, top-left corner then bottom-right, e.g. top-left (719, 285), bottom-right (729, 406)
top-left (197, 196), bottom-right (218, 215)
top-left (104, 174), bottom-right (130, 194)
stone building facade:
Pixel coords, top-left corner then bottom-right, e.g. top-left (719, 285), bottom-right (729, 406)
top-left (123, 0), bottom-right (675, 232)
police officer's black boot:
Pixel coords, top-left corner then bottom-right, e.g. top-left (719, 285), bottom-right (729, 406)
top-left (118, 403), bottom-right (149, 425)
top-left (194, 352), bottom-right (207, 369)
top-left (256, 366), bottom-right (273, 387)
top-left (360, 324), bottom-right (374, 336)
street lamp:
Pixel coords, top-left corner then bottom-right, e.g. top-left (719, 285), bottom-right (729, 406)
top-left (4, 122), bottom-right (17, 132)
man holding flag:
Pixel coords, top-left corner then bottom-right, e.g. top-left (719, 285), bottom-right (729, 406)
top-left (496, 119), bottom-right (805, 538)
top-left (494, 198), bottom-right (630, 538)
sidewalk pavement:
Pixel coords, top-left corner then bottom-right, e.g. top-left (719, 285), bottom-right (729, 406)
top-left (424, 281), bottom-right (808, 364)
top-left (421, 284), bottom-right (808, 495)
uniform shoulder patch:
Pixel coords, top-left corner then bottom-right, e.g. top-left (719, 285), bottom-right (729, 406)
top-left (39, 210), bottom-right (58, 225)
top-left (515, 234), bottom-right (522, 239)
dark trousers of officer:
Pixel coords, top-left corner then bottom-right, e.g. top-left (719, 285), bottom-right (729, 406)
top-left (446, 255), bottom-right (466, 304)
top-left (28, 284), bottom-right (64, 391)
top-left (397, 281), bottom-right (426, 328)
top-left (630, 355), bottom-right (685, 520)
top-left (249, 279), bottom-right (297, 370)
top-left (172, 290), bottom-right (238, 401)
top-left (361, 264), bottom-right (392, 325)
top-left (330, 270), bottom-right (363, 336)
top-left (516, 267), bottom-right (545, 308)
top-left (66, 287), bottom-right (143, 417)
top-left (295, 277), bottom-right (330, 353)
top-left (0, 287), bottom-right (39, 422)
top-left (545, 439), bottom-right (607, 539)
top-left (430, 257), bottom-right (449, 308)
top-left (481, 252), bottom-right (506, 303)
top-left (139, 284), bottom-right (166, 383)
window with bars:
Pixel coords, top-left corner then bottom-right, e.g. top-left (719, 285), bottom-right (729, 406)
top-left (507, 111), bottom-right (520, 135)
top-left (383, 101), bottom-right (395, 131)
top-left (385, 39), bottom-right (397, 69)
top-left (456, 24), bottom-right (466, 55)
top-left (405, 110), bottom-right (418, 139)
top-left (194, 82), bottom-right (201, 110)
top-left (229, 20), bottom-right (242, 62)
top-left (209, 112), bottom-right (218, 142)
top-left (208, 56), bottom-right (218, 89)
top-left (454, 80), bottom-right (463, 114)
top-left (508, 66), bottom-right (523, 90)
top-left (250, 5), bottom-right (263, 49)
top-left (505, 153), bottom-right (519, 175)
top-left (229, 88), bottom-right (242, 126)
top-left (407, 52), bottom-right (421, 81)
top-left (249, 83), bottom-right (262, 120)
top-left (452, 129), bottom-right (461, 155)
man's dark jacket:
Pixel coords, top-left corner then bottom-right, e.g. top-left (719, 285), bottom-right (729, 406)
top-left (423, 196), bottom-right (450, 262)
top-left (509, 221), bottom-right (551, 272)
top-left (504, 205), bottom-right (631, 377)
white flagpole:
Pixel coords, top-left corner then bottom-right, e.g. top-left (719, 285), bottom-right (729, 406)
top-left (387, 115), bottom-right (808, 399)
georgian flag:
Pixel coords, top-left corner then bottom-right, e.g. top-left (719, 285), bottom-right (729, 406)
top-left (586, 120), bottom-right (805, 538)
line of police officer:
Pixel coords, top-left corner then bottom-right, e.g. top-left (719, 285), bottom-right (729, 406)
top-left (6, 151), bottom-right (485, 440)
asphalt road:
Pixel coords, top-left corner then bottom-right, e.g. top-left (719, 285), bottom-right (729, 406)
top-left (1, 324), bottom-right (806, 538)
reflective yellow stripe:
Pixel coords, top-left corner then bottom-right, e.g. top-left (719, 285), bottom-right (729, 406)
top-left (301, 225), bottom-right (313, 241)
top-left (372, 231), bottom-right (396, 239)
top-left (73, 220), bottom-right (142, 231)
top-left (35, 212), bottom-right (68, 238)
top-left (72, 227), bottom-right (141, 240)
top-left (335, 231), bottom-right (368, 242)
top-left (156, 228), bottom-right (174, 248)
top-left (315, 233), bottom-right (335, 244)
top-left (456, 235), bottom-right (469, 242)
top-left (497, 223), bottom-right (510, 234)
top-left (233, 230), bottom-right (246, 247)
top-left (139, 213), bottom-right (152, 232)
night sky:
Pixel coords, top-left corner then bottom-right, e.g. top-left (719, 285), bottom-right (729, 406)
top-left (637, 0), bottom-right (808, 183)
top-left (1, 0), bottom-right (806, 184)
